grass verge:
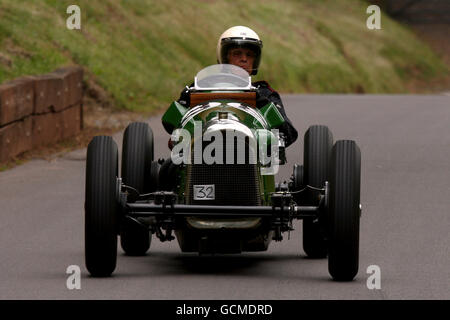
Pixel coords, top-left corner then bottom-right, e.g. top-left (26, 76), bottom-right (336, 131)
top-left (0, 0), bottom-right (448, 114)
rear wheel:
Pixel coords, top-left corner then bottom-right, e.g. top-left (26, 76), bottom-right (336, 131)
top-left (302, 125), bottom-right (333, 258)
top-left (328, 140), bottom-right (361, 281)
top-left (120, 122), bottom-right (154, 256)
top-left (85, 136), bottom-right (119, 277)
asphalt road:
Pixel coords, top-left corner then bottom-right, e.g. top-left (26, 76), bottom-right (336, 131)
top-left (0, 94), bottom-right (449, 300)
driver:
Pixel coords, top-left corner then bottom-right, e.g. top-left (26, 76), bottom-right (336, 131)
top-left (176, 25), bottom-right (298, 147)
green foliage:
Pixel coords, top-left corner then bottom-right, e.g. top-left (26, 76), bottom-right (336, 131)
top-left (0, 0), bottom-right (447, 112)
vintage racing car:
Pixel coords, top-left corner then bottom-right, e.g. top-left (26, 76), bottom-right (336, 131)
top-left (84, 64), bottom-right (362, 281)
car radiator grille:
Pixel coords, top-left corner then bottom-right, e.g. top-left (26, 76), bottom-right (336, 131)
top-left (186, 163), bottom-right (261, 206)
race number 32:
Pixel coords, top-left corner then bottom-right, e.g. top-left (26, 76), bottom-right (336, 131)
top-left (194, 185), bottom-right (215, 200)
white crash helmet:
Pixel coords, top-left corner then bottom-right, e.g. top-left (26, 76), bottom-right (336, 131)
top-left (216, 26), bottom-right (263, 75)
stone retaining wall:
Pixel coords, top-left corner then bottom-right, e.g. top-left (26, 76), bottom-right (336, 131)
top-left (0, 66), bottom-right (83, 162)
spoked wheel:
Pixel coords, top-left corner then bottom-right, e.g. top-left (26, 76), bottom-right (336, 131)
top-left (302, 125), bottom-right (333, 258)
top-left (328, 140), bottom-right (361, 281)
top-left (85, 136), bottom-right (119, 277)
top-left (120, 122), bottom-right (154, 256)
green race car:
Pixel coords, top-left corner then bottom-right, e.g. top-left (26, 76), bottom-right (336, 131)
top-left (84, 64), bottom-right (362, 281)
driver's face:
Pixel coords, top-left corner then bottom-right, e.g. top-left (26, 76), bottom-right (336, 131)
top-left (227, 47), bottom-right (255, 75)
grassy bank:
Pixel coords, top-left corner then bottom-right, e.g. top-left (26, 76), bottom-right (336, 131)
top-left (0, 0), bottom-right (448, 112)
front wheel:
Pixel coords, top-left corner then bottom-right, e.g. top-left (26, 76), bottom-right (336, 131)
top-left (328, 140), bottom-right (361, 281)
top-left (85, 136), bottom-right (119, 277)
top-left (302, 125), bottom-right (333, 258)
top-left (120, 122), bottom-right (154, 256)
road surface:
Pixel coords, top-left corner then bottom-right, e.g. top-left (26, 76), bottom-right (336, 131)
top-left (0, 94), bottom-right (448, 299)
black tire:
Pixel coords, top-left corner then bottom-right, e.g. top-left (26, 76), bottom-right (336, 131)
top-left (302, 125), bottom-right (333, 258)
top-left (328, 140), bottom-right (361, 281)
top-left (85, 136), bottom-right (118, 277)
top-left (122, 122), bottom-right (154, 193)
top-left (120, 122), bottom-right (153, 256)
top-left (292, 164), bottom-right (304, 191)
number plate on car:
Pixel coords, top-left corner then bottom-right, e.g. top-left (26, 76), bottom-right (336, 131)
top-left (193, 185), bottom-right (215, 200)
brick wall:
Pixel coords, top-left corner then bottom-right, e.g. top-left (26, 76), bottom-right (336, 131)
top-left (0, 66), bottom-right (83, 162)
